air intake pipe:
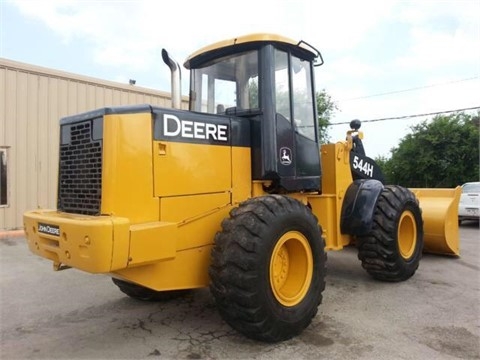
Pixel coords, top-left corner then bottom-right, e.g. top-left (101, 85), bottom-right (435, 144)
top-left (161, 49), bottom-right (181, 109)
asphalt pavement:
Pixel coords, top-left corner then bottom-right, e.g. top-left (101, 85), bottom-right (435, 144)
top-left (1, 222), bottom-right (479, 360)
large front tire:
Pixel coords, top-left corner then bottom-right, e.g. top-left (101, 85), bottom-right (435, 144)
top-left (357, 185), bottom-right (424, 282)
top-left (209, 195), bottom-right (327, 342)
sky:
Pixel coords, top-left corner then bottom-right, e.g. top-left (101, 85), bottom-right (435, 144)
top-left (1, 0), bottom-right (479, 158)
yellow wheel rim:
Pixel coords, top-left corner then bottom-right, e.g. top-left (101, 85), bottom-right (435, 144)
top-left (398, 210), bottom-right (417, 260)
top-left (269, 231), bottom-right (313, 307)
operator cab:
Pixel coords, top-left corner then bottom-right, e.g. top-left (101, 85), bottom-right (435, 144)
top-left (184, 34), bottom-right (324, 193)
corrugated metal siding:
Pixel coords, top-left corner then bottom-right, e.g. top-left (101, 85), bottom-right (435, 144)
top-left (0, 58), bottom-right (187, 230)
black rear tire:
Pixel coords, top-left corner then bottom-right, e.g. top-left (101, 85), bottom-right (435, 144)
top-left (112, 278), bottom-right (190, 301)
top-left (209, 195), bottom-right (327, 342)
top-left (357, 185), bottom-right (424, 282)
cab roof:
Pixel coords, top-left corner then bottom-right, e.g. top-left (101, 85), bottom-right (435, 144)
top-left (184, 33), bottom-right (319, 69)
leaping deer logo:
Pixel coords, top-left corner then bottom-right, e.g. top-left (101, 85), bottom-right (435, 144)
top-left (280, 147), bottom-right (292, 165)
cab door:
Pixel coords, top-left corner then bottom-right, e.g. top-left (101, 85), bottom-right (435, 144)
top-left (272, 48), bottom-right (321, 191)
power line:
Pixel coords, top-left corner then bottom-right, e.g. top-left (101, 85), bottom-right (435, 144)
top-left (339, 76), bottom-right (480, 102)
top-left (329, 106), bottom-right (480, 126)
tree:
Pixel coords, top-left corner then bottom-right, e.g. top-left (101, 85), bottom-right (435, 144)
top-left (376, 112), bottom-right (479, 188)
top-left (316, 89), bottom-right (338, 144)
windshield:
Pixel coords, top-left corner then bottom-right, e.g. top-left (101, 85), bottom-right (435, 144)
top-left (462, 183), bottom-right (480, 193)
top-left (189, 50), bottom-right (259, 114)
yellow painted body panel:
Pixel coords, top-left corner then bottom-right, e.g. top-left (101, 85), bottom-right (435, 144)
top-left (160, 192), bottom-right (231, 251)
top-left (153, 141), bottom-right (231, 197)
top-left (410, 187), bottom-right (461, 255)
top-left (113, 245), bottom-right (213, 291)
top-left (23, 210), bottom-right (130, 272)
top-left (231, 147), bottom-right (252, 204)
top-left (118, 193), bottom-right (232, 289)
top-left (128, 222), bottom-right (178, 266)
top-left (308, 142), bottom-right (355, 251)
top-left (102, 113), bottom-right (159, 223)
top-left (160, 190), bottom-right (229, 223)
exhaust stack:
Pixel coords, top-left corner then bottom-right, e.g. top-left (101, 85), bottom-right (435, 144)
top-left (161, 49), bottom-right (182, 109)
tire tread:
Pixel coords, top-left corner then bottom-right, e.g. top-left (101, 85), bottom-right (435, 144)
top-left (357, 185), bottom-right (424, 282)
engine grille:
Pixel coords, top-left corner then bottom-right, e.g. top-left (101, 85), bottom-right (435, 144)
top-left (58, 119), bottom-right (103, 215)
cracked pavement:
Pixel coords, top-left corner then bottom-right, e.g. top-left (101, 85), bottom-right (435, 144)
top-left (1, 222), bottom-right (479, 359)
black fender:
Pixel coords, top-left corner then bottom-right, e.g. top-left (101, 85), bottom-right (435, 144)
top-left (340, 179), bottom-right (384, 236)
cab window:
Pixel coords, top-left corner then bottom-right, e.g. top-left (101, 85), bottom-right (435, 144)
top-left (273, 49), bottom-right (316, 141)
top-left (291, 55), bottom-right (316, 140)
top-left (190, 50), bottom-right (259, 114)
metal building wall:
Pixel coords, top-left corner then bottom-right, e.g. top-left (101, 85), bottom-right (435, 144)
top-left (0, 58), bottom-right (186, 230)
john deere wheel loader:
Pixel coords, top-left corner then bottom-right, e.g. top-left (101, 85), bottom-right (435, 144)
top-left (23, 33), bottom-right (461, 343)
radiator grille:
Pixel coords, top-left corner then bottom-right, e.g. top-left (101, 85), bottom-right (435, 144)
top-left (58, 120), bottom-right (102, 215)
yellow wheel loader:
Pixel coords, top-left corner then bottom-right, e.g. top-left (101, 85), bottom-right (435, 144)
top-left (23, 33), bottom-right (461, 343)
